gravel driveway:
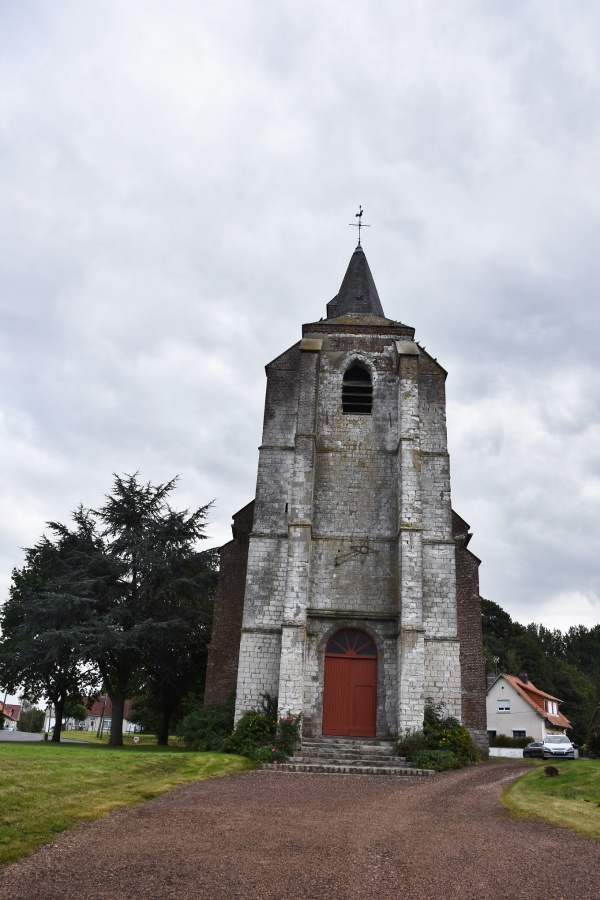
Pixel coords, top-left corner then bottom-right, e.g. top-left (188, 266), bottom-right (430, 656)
top-left (1, 759), bottom-right (598, 899)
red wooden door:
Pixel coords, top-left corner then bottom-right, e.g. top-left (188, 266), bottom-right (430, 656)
top-left (322, 630), bottom-right (377, 737)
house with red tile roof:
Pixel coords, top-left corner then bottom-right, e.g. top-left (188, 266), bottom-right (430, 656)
top-left (1, 701), bottom-right (22, 729)
top-left (486, 673), bottom-right (571, 742)
top-left (57, 697), bottom-right (141, 735)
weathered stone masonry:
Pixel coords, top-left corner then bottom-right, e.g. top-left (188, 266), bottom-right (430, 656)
top-left (205, 245), bottom-right (488, 753)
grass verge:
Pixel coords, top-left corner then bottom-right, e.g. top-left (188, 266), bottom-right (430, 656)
top-left (0, 743), bottom-right (253, 866)
top-left (502, 759), bottom-right (600, 839)
top-left (59, 731), bottom-right (180, 747)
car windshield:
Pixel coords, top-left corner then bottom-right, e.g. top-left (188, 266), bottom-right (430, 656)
top-left (545, 735), bottom-right (569, 744)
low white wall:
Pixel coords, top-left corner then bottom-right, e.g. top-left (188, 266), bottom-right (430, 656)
top-left (489, 747), bottom-right (524, 758)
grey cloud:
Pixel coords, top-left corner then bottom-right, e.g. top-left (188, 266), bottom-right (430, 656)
top-left (1, 1), bottom-right (599, 631)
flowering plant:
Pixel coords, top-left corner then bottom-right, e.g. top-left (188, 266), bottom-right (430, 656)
top-left (275, 709), bottom-right (302, 755)
top-left (252, 744), bottom-right (289, 764)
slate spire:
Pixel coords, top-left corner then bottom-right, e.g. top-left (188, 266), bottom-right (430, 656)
top-left (326, 244), bottom-right (385, 318)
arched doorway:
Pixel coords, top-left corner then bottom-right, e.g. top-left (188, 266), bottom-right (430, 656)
top-left (322, 629), bottom-right (377, 737)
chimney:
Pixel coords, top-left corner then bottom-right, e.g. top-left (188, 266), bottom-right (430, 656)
top-left (519, 672), bottom-right (528, 685)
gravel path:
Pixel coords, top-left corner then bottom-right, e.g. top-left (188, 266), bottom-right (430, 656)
top-left (1, 760), bottom-right (598, 899)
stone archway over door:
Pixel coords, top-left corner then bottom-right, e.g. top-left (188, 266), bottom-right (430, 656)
top-left (322, 629), bottom-right (377, 737)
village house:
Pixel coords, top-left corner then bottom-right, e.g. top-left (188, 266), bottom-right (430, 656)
top-left (48, 698), bottom-right (141, 734)
top-left (1, 700), bottom-right (21, 729)
top-left (486, 673), bottom-right (571, 742)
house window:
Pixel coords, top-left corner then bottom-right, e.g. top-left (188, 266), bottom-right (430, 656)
top-left (342, 364), bottom-right (372, 414)
top-left (497, 699), bottom-right (510, 712)
top-left (487, 730), bottom-right (497, 740)
top-left (513, 730), bottom-right (526, 739)
top-left (545, 700), bottom-right (558, 716)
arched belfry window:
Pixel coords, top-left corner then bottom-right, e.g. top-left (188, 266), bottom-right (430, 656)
top-left (342, 364), bottom-right (372, 414)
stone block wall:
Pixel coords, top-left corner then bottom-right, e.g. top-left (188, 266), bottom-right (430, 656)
top-left (422, 543), bottom-right (457, 636)
top-left (453, 510), bottom-right (489, 755)
top-left (262, 344), bottom-right (301, 446)
top-left (308, 539), bottom-right (398, 615)
top-left (204, 502), bottom-right (254, 707)
top-left (241, 536), bottom-right (288, 627)
top-left (423, 638), bottom-right (462, 719)
top-left (236, 630), bottom-right (282, 715)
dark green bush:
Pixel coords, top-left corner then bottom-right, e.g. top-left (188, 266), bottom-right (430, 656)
top-left (396, 728), bottom-right (428, 760)
top-left (410, 749), bottom-right (465, 771)
top-left (422, 701), bottom-right (479, 762)
top-left (586, 730), bottom-right (600, 759)
top-left (221, 711), bottom-right (276, 756)
top-left (178, 697), bottom-right (235, 751)
top-left (490, 733), bottom-right (534, 749)
top-left (397, 699), bottom-right (480, 769)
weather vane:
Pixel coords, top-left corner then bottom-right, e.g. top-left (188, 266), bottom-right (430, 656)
top-left (349, 205), bottom-right (370, 246)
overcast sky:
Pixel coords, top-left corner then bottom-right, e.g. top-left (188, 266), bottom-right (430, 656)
top-left (1, 0), bottom-right (599, 667)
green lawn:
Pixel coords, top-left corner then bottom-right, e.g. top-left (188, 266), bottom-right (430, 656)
top-left (0, 742), bottom-right (253, 866)
top-left (61, 730), bottom-right (180, 747)
top-left (503, 759), bottom-right (600, 839)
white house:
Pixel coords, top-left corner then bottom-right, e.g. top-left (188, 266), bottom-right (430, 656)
top-left (486, 673), bottom-right (571, 742)
top-left (45, 697), bottom-right (141, 734)
top-left (74, 697), bottom-right (141, 734)
top-left (1, 701), bottom-right (21, 729)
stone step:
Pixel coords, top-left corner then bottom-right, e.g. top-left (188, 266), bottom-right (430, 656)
top-left (263, 762), bottom-right (434, 776)
top-left (299, 747), bottom-right (400, 759)
top-left (302, 737), bottom-right (395, 746)
top-left (301, 741), bottom-right (397, 753)
top-left (290, 755), bottom-right (408, 767)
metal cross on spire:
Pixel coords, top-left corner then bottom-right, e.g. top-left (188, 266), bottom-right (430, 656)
top-left (349, 205), bottom-right (370, 246)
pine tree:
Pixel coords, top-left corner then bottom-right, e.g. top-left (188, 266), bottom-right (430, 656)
top-left (0, 510), bottom-right (102, 741)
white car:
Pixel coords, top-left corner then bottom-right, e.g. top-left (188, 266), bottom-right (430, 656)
top-left (542, 734), bottom-right (575, 759)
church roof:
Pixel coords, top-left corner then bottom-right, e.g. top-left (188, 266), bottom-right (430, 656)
top-left (326, 245), bottom-right (385, 319)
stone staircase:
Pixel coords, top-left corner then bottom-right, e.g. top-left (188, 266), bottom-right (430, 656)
top-left (263, 736), bottom-right (434, 776)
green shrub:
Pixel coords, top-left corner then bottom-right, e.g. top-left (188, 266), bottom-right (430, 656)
top-left (221, 711), bottom-right (276, 756)
top-left (410, 749), bottom-right (465, 771)
top-left (490, 733), bottom-right (534, 749)
top-left (260, 692), bottom-right (279, 720)
top-left (178, 698), bottom-right (235, 751)
top-left (252, 744), bottom-right (289, 764)
top-left (586, 730), bottom-right (600, 759)
top-left (422, 701), bottom-right (479, 762)
top-left (396, 728), bottom-right (428, 760)
top-left (397, 699), bottom-right (480, 769)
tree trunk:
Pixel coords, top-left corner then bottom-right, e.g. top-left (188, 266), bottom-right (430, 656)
top-left (101, 660), bottom-right (132, 748)
top-left (51, 695), bottom-right (65, 743)
top-left (157, 692), bottom-right (173, 746)
top-left (108, 692), bottom-right (125, 746)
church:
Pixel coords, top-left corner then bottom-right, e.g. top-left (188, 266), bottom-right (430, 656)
top-left (205, 238), bottom-right (488, 753)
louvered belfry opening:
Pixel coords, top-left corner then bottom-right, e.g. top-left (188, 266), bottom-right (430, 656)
top-left (342, 364), bottom-right (372, 414)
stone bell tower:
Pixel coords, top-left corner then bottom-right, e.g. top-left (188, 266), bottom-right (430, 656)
top-left (205, 242), bottom-right (487, 752)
